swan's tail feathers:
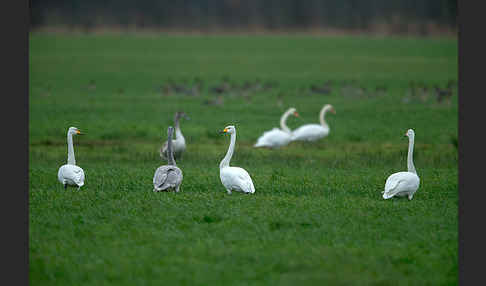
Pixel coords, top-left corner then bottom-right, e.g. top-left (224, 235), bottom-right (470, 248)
top-left (153, 186), bottom-right (166, 192)
top-left (382, 192), bottom-right (394, 199)
top-left (383, 178), bottom-right (404, 199)
top-left (248, 181), bottom-right (256, 194)
top-left (383, 186), bottom-right (402, 199)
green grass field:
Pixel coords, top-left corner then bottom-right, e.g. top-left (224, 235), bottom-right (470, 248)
top-left (29, 33), bottom-right (458, 285)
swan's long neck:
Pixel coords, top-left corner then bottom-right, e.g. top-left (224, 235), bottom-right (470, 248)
top-left (167, 130), bottom-right (176, 166)
top-left (407, 136), bottom-right (416, 174)
top-left (280, 110), bottom-right (293, 133)
top-left (319, 106), bottom-right (330, 127)
top-left (220, 132), bottom-right (236, 169)
top-left (67, 132), bottom-right (76, 165)
top-left (174, 116), bottom-right (185, 143)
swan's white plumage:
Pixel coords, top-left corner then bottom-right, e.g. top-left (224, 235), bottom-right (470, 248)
top-left (58, 164), bottom-right (85, 187)
top-left (291, 124), bottom-right (329, 142)
top-left (254, 128), bottom-right (292, 148)
top-left (383, 172), bottom-right (420, 200)
top-left (161, 137), bottom-right (186, 160)
top-left (161, 112), bottom-right (188, 161)
top-left (382, 129), bottom-right (420, 200)
top-left (220, 125), bottom-right (255, 194)
top-left (254, 108), bottom-right (298, 148)
top-left (291, 104), bottom-right (335, 142)
top-left (220, 166), bottom-right (255, 194)
top-left (57, 126), bottom-right (85, 189)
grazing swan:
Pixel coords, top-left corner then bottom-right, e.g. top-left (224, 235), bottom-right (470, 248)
top-left (254, 107), bottom-right (299, 148)
top-left (291, 104), bottom-right (335, 142)
top-left (220, 125), bottom-right (255, 194)
top-left (57, 127), bottom-right (85, 190)
top-left (160, 111), bottom-right (189, 161)
top-left (383, 129), bottom-right (420, 200)
top-left (153, 126), bottom-right (183, 192)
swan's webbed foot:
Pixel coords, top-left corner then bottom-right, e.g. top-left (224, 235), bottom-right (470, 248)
top-left (64, 184), bottom-right (67, 190)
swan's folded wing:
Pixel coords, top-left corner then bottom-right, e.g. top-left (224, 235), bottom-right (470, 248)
top-left (235, 168), bottom-right (253, 186)
top-left (383, 179), bottom-right (404, 198)
top-left (154, 166), bottom-right (182, 190)
top-left (166, 167), bottom-right (183, 186)
top-left (236, 170), bottom-right (254, 193)
top-left (383, 172), bottom-right (418, 198)
top-left (153, 166), bottom-right (169, 186)
top-left (384, 175), bottom-right (400, 191)
top-left (72, 168), bottom-right (85, 185)
top-left (61, 165), bottom-right (85, 186)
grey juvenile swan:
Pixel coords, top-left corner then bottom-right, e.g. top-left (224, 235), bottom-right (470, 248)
top-left (153, 126), bottom-right (183, 192)
top-left (160, 111), bottom-right (189, 161)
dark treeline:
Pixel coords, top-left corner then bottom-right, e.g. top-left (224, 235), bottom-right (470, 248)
top-left (30, 0), bottom-right (457, 35)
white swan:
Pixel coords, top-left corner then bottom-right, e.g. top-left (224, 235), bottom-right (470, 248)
top-left (160, 111), bottom-right (189, 161)
top-left (254, 107), bottom-right (299, 148)
top-left (383, 129), bottom-right (420, 200)
top-left (220, 125), bottom-right (255, 194)
top-left (291, 104), bottom-right (335, 142)
top-left (154, 126), bottom-right (183, 192)
top-left (57, 127), bottom-right (85, 190)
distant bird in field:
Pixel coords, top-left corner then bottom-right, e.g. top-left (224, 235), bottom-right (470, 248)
top-left (310, 81), bottom-right (332, 95)
top-left (203, 95), bottom-right (224, 106)
top-left (254, 107), bottom-right (299, 148)
top-left (58, 127), bottom-right (85, 190)
top-left (434, 85), bottom-right (453, 105)
top-left (291, 104), bottom-right (335, 142)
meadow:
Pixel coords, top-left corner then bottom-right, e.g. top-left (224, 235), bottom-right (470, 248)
top-left (29, 33), bottom-right (458, 285)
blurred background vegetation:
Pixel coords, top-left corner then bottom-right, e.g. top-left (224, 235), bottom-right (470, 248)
top-left (29, 0), bottom-right (457, 36)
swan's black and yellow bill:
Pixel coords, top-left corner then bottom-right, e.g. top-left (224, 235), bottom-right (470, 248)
top-left (221, 128), bottom-right (229, 134)
top-left (76, 130), bottom-right (84, 135)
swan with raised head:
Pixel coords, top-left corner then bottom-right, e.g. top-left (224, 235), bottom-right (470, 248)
top-left (57, 127), bottom-right (85, 190)
top-left (382, 129), bottom-right (420, 200)
top-left (160, 111), bottom-right (189, 161)
top-left (153, 126), bottom-right (183, 192)
top-left (220, 125), bottom-right (255, 194)
top-left (291, 104), bottom-right (335, 142)
top-left (254, 107), bottom-right (299, 148)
